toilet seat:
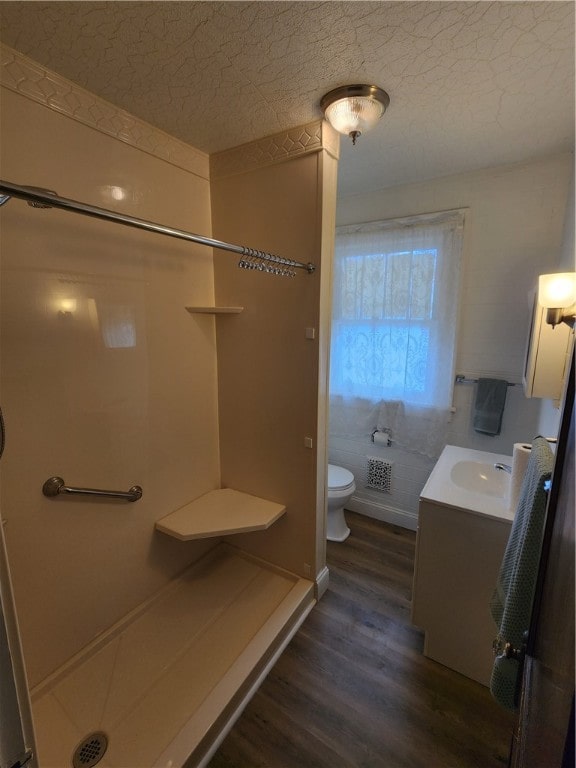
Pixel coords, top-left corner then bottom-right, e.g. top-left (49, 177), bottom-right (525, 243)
top-left (328, 464), bottom-right (354, 491)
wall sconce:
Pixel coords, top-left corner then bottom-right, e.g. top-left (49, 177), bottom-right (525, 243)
top-left (320, 84), bottom-right (390, 145)
top-left (538, 272), bottom-right (576, 328)
top-left (57, 298), bottom-right (77, 317)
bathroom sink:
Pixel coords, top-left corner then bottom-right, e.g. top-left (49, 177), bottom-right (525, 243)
top-left (450, 460), bottom-right (509, 498)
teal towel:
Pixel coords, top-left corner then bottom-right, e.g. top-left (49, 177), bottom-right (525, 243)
top-left (473, 378), bottom-right (508, 435)
top-left (489, 436), bottom-right (554, 711)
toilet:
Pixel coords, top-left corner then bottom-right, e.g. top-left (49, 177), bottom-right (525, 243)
top-left (327, 464), bottom-right (356, 542)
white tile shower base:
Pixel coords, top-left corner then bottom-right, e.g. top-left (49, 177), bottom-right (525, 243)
top-left (30, 544), bottom-right (315, 768)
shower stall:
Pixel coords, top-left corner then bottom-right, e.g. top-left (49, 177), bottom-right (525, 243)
top-left (0, 59), bottom-right (338, 768)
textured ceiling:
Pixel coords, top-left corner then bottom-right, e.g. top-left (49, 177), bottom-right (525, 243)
top-left (0, 1), bottom-right (574, 196)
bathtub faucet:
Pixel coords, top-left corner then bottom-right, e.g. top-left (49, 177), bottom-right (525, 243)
top-left (494, 462), bottom-right (512, 474)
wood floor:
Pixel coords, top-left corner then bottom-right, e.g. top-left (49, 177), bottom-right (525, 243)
top-left (208, 511), bottom-right (515, 768)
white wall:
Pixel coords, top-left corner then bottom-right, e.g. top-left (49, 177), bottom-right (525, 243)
top-left (332, 153), bottom-right (573, 528)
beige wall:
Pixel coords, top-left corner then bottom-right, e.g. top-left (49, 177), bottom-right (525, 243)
top-left (0, 87), bottom-right (220, 685)
top-left (210, 124), bottom-right (338, 580)
top-left (0, 69), bottom-right (337, 687)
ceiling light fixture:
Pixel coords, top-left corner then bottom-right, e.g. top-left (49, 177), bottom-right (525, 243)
top-left (320, 84), bottom-right (390, 145)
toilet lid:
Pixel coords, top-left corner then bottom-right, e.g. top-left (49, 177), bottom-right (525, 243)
top-left (328, 464), bottom-right (355, 491)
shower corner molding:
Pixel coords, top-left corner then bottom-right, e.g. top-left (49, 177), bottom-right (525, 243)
top-left (210, 119), bottom-right (339, 180)
top-left (0, 43), bottom-right (209, 180)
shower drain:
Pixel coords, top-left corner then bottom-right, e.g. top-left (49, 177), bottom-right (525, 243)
top-left (72, 732), bottom-right (108, 768)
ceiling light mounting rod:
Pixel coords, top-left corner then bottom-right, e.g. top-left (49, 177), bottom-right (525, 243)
top-left (320, 84), bottom-right (390, 145)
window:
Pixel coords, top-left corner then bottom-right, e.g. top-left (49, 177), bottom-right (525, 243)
top-left (329, 210), bottom-right (465, 457)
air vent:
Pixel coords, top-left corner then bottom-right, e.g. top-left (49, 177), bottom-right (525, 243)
top-left (366, 456), bottom-right (393, 492)
top-left (72, 732), bottom-right (108, 768)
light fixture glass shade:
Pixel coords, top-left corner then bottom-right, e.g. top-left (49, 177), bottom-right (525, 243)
top-left (321, 85), bottom-right (390, 144)
top-left (538, 272), bottom-right (576, 308)
top-left (324, 96), bottom-right (385, 137)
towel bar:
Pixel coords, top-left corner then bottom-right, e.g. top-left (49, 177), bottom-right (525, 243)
top-left (42, 476), bottom-right (142, 502)
top-left (455, 375), bottom-right (517, 387)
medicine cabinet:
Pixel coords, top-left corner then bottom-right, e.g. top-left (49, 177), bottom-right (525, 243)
top-left (523, 296), bottom-right (572, 403)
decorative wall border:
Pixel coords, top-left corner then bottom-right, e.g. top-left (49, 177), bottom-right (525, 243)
top-left (210, 120), bottom-right (339, 180)
top-left (0, 44), bottom-right (209, 180)
top-left (1, 43), bottom-right (340, 183)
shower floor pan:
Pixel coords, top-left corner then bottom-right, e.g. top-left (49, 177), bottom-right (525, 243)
top-left (30, 543), bottom-right (315, 768)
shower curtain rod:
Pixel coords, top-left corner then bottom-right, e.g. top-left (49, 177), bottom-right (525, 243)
top-left (0, 180), bottom-right (315, 277)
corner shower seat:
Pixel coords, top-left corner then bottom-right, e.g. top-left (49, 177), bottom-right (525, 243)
top-left (155, 488), bottom-right (287, 540)
top-left (30, 543), bottom-right (315, 767)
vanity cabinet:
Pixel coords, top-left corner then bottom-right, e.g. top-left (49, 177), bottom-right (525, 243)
top-left (411, 445), bottom-right (514, 686)
top-left (412, 500), bottom-right (511, 685)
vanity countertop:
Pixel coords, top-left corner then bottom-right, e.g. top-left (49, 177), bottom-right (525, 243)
top-left (421, 444), bottom-right (514, 522)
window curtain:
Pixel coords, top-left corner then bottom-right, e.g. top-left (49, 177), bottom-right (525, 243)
top-left (329, 210), bottom-right (465, 458)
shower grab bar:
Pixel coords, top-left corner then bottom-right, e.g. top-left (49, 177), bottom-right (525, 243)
top-left (0, 180), bottom-right (315, 277)
top-left (42, 476), bottom-right (143, 502)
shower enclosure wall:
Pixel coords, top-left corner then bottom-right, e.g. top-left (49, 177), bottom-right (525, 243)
top-left (0, 47), bottom-right (338, 767)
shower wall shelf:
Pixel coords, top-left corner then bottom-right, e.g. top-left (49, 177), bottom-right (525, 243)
top-left (186, 306), bottom-right (244, 314)
top-left (155, 488), bottom-right (286, 540)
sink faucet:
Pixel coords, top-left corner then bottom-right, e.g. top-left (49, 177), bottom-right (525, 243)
top-left (494, 462), bottom-right (512, 474)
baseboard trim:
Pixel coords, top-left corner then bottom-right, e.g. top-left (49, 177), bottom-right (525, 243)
top-left (315, 565), bottom-right (330, 600)
top-left (346, 496), bottom-right (418, 531)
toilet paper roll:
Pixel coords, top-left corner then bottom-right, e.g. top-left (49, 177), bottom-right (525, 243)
top-left (373, 431), bottom-right (391, 446)
top-left (508, 442), bottom-right (531, 512)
